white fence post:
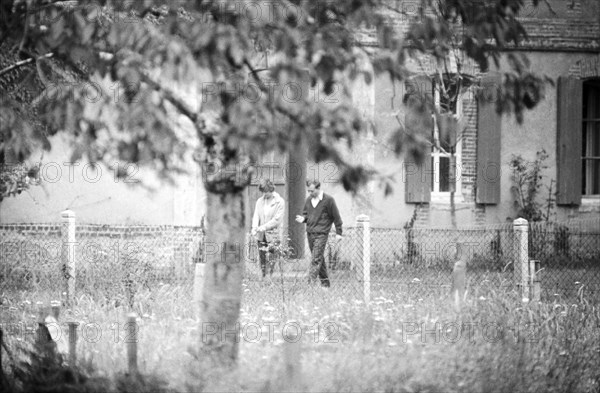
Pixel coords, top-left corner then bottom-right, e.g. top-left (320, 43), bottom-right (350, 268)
top-left (513, 218), bottom-right (529, 299)
top-left (193, 261), bottom-right (205, 303)
top-left (61, 209), bottom-right (76, 306)
top-left (356, 215), bottom-right (370, 304)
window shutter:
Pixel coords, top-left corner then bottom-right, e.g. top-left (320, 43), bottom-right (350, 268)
top-left (556, 76), bottom-right (582, 205)
top-left (476, 73), bottom-right (502, 204)
top-left (404, 76), bottom-right (432, 203)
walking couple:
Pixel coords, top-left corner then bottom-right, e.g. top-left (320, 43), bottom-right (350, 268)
top-left (252, 179), bottom-right (343, 287)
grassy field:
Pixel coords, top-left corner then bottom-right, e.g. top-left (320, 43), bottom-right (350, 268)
top-left (2, 273), bottom-right (600, 393)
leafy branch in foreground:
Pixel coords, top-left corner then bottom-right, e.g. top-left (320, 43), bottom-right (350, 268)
top-left (0, 0), bottom-right (550, 362)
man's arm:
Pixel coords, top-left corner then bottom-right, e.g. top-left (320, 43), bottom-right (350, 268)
top-left (330, 198), bottom-right (343, 236)
top-left (296, 198), bottom-right (309, 223)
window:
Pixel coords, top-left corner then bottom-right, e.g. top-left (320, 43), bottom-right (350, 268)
top-left (582, 80), bottom-right (600, 196)
top-left (431, 76), bottom-right (467, 200)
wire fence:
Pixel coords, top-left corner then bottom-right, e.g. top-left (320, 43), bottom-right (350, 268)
top-left (2, 215), bottom-right (599, 308)
top-left (0, 223), bottom-right (202, 307)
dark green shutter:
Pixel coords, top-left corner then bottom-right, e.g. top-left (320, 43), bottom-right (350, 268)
top-left (404, 76), bottom-right (432, 203)
top-left (375, 74), bottom-right (403, 141)
top-left (556, 76), bottom-right (582, 205)
top-left (476, 73), bottom-right (502, 204)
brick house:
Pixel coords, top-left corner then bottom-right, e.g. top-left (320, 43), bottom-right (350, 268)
top-left (1, 0), bottom-right (598, 237)
top-left (319, 0), bottom-right (600, 230)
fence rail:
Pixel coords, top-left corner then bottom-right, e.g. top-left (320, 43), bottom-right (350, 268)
top-left (1, 212), bottom-right (599, 305)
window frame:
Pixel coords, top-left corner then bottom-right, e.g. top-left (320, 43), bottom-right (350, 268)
top-left (582, 79), bottom-right (600, 198)
top-left (430, 79), bottom-right (466, 203)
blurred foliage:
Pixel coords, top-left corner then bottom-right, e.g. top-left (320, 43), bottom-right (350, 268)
top-left (0, 0), bottom-right (549, 195)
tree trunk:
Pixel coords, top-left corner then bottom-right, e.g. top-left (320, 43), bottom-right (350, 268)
top-left (199, 189), bottom-right (246, 364)
top-left (449, 152), bottom-right (457, 228)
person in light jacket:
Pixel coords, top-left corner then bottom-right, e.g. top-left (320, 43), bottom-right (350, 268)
top-left (252, 179), bottom-right (285, 278)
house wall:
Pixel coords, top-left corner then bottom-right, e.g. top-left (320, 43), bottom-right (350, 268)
top-left (2, 0), bottom-right (598, 228)
top-left (492, 51), bottom-right (600, 224)
top-left (321, 50), bottom-right (600, 229)
top-left (0, 133), bottom-right (205, 225)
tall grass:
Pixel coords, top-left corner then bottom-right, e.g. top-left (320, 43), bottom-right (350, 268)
top-left (2, 279), bottom-right (599, 392)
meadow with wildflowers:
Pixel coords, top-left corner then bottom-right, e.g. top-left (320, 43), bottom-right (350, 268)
top-left (2, 274), bottom-right (599, 393)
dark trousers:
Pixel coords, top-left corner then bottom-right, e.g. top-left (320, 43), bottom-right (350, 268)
top-left (307, 233), bottom-right (330, 287)
top-left (258, 239), bottom-right (278, 277)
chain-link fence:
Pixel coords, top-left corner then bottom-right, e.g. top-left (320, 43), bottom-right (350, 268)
top-left (0, 222), bottom-right (202, 306)
top-left (2, 215), bottom-right (599, 308)
top-left (529, 219), bottom-right (600, 301)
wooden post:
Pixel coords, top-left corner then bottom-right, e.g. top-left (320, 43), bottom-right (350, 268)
top-left (51, 301), bottom-right (60, 320)
top-left (282, 328), bottom-right (302, 390)
top-left (36, 303), bottom-right (47, 347)
top-left (513, 218), bottom-right (529, 300)
top-left (451, 243), bottom-right (467, 311)
top-left (35, 303), bottom-right (58, 360)
top-left (61, 209), bottom-right (76, 306)
top-left (529, 259), bottom-right (541, 302)
top-left (126, 313), bottom-right (138, 375)
top-left (68, 322), bottom-right (78, 365)
top-left (356, 215), bottom-right (370, 304)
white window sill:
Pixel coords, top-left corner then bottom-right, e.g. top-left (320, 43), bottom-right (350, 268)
top-left (580, 196), bottom-right (600, 212)
top-left (430, 192), bottom-right (468, 206)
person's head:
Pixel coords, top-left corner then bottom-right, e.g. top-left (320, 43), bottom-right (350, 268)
top-left (258, 179), bottom-right (275, 199)
top-left (306, 180), bottom-right (321, 199)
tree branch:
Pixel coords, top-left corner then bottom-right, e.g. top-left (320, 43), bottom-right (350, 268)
top-left (139, 71), bottom-right (203, 130)
top-left (0, 53), bottom-right (53, 79)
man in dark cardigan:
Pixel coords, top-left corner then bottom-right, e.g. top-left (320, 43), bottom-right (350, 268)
top-left (295, 180), bottom-right (343, 287)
